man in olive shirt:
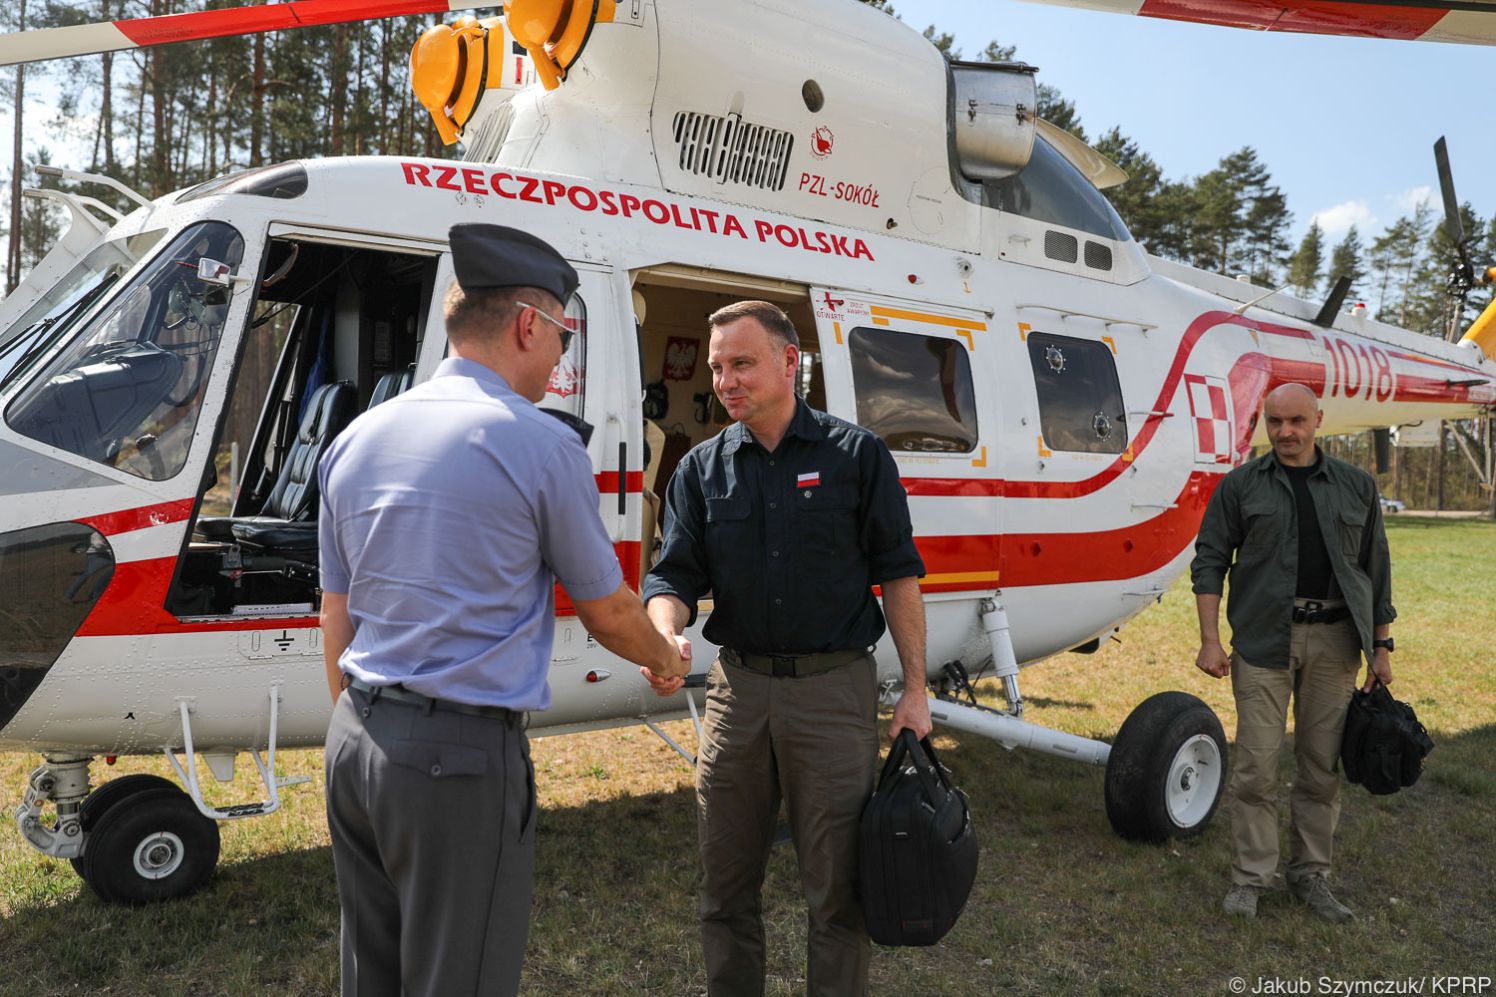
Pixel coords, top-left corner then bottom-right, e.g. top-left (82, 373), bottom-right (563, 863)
top-left (1192, 383), bottom-right (1394, 923)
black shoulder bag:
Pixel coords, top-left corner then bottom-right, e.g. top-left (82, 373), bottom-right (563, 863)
top-left (1341, 680), bottom-right (1434, 795)
top-left (858, 730), bottom-right (979, 946)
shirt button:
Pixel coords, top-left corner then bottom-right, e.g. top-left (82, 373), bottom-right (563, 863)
top-left (775, 598), bottom-right (783, 605)
top-left (769, 502), bottom-right (777, 509)
top-left (430, 764), bottom-right (442, 777)
top-left (361, 707), bottom-right (371, 719)
top-left (769, 460), bottom-right (775, 466)
top-left (772, 551), bottom-right (780, 557)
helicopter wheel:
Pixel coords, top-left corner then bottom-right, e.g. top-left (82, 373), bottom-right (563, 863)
top-left (75, 785), bottom-right (220, 904)
top-left (1104, 692), bottom-right (1227, 843)
top-left (69, 773), bottom-right (181, 877)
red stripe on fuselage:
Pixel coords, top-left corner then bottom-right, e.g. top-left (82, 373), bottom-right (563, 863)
top-left (78, 498), bottom-right (196, 537)
top-left (76, 541), bottom-right (646, 636)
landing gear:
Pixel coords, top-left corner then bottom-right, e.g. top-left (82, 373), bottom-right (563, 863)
top-left (1105, 692), bottom-right (1227, 842)
top-left (75, 785), bottom-right (220, 904)
top-left (68, 773), bottom-right (179, 876)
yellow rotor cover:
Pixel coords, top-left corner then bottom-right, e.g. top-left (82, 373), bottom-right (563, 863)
top-left (409, 16), bottom-right (504, 145)
top-left (506, 0), bottom-right (615, 90)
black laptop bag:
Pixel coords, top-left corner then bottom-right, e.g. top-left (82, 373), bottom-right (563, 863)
top-left (858, 730), bottom-right (979, 946)
top-left (1341, 681), bottom-right (1434, 795)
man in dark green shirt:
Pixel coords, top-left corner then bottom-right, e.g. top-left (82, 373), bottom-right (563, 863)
top-left (1191, 383), bottom-right (1394, 923)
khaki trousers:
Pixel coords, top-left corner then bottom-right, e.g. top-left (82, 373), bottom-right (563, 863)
top-left (1229, 618), bottom-right (1361, 888)
top-left (696, 653), bottom-right (879, 997)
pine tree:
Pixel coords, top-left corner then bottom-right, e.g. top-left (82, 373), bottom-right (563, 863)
top-left (1327, 226), bottom-right (1367, 302)
top-left (1094, 127), bottom-right (1167, 249)
top-left (1287, 222), bottom-right (1325, 298)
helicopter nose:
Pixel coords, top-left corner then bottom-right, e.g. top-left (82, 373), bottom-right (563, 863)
top-left (0, 521), bottom-right (117, 733)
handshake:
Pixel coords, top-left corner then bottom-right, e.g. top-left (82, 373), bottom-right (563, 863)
top-left (640, 630), bottom-right (691, 697)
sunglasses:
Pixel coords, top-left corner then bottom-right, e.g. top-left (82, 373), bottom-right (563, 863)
top-left (527, 306), bottom-right (574, 353)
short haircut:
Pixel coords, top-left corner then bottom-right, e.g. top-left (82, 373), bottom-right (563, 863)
top-left (443, 282), bottom-right (562, 346)
top-left (708, 299), bottom-right (800, 348)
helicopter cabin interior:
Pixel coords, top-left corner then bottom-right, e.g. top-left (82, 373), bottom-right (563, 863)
top-left (629, 266), bottom-right (822, 574)
top-left (167, 237), bottom-right (437, 618)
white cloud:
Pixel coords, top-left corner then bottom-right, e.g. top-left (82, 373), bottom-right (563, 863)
top-left (1312, 200), bottom-right (1377, 240)
top-left (1394, 186), bottom-right (1433, 212)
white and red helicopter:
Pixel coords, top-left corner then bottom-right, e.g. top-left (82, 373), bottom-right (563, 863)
top-left (0, 0), bottom-right (1492, 904)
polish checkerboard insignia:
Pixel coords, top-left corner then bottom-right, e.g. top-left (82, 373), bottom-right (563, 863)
top-left (1184, 373), bottom-right (1233, 464)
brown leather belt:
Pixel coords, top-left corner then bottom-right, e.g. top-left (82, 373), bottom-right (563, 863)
top-left (720, 646), bottom-right (870, 678)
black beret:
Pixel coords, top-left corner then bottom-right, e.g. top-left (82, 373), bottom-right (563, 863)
top-left (448, 223), bottom-right (579, 303)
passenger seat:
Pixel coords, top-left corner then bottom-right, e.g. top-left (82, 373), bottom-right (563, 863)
top-left (195, 380), bottom-right (358, 556)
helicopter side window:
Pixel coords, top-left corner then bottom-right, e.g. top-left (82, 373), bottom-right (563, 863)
top-left (1027, 331), bottom-right (1129, 455)
top-left (983, 137), bottom-right (1132, 242)
top-left (848, 326), bottom-right (978, 454)
top-left (5, 221), bottom-right (244, 481)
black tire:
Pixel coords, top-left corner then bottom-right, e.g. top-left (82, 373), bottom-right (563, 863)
top-left (1105, 691), bottom-right (1228, 843)
top-left (69, 774), bottom-right (182, 877)
top-left (77, 786), bottom-right (220, 904)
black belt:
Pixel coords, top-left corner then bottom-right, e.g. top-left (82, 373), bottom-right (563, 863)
top-left (348, 677), bottom-right (520, 722)
top-left (721, 646), bottom-right (870, 678)
top-left (1292, 602), bottom-right (1351, 625)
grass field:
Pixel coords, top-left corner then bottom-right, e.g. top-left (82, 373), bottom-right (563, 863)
top-left (2, 516), bottom-right (1493, 996)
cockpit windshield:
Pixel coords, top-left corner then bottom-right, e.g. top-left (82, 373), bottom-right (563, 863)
top-left (0, 228), bottom-right (166, 389)
top-left (5, 221), bottom-right (245, 481)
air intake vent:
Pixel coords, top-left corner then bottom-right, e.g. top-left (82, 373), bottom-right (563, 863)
top-left (671, 111), bottom-right (794, 191)
top-left (1044, 230), bottom-right (1078, 263)
top-left (1084, 241), bottom-right (1114, 271)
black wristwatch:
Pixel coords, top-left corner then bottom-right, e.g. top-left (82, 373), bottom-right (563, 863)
top-left (1373, 638), bottom-right (1395, 652)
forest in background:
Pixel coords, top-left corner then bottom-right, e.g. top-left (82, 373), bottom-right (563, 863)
top-left (2, 0), bottom-right (1492, 511)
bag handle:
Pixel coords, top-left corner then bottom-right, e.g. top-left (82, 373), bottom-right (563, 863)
top-left (876, 729), bottom-right (951, 803)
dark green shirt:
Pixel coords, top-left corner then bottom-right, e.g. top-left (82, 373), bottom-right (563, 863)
top-left (1190, 448), bottom-right (1396, 668)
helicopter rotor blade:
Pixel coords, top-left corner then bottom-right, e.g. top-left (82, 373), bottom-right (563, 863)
top-left (0, 0), bottom-right (483, 68)
top-left (1434, 136), bottom-right (1469, 259)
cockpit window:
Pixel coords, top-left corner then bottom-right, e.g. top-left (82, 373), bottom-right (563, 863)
top-left (983, 137), bottom-right (1132, 242)
top-left (176, 162), bottom-right (308, 203)
top-left (5, 221), bottom-right (245, 481)
top-left (0, 228), bottom-right (166, 388)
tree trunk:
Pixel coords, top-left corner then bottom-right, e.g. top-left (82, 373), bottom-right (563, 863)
top-left (100, 3), bottom-right (116, 175)
top-left (330, 24), bottom-right (348, 154)
top-left (251, 32), bottom-right (266, 166)
top-left (149, 0), bottom-right (168, 195)
top-left (5, 0), bottom-right (25, 294)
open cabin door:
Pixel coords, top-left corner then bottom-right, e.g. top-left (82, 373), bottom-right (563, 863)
top-left (810, 289), bottom-right (1001, 599)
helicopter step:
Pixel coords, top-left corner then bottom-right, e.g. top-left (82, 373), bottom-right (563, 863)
top-left (11, 683), bottom-right (312, 903)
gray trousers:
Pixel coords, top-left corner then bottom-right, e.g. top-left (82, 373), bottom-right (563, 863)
top-left (696, 653), bottom-right (879, 997)
top-left (325, 685), bottom-right (536, 997)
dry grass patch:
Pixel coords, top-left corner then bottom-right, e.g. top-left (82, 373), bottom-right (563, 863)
top-left (1, 515), bottom-right (1492, 995)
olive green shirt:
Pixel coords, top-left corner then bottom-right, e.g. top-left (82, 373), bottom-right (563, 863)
top-left (1190, 448), bottom-right (1395, 668)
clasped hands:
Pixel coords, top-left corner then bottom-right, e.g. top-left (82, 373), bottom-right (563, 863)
top-left (640, 631), bottom-right (691, 696)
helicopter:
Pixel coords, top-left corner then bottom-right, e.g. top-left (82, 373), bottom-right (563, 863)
top-left (0, 0), bottom-right (1492, 904)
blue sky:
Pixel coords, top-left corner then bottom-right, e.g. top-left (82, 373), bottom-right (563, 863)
top-left (891, 0), bottom-right (1495, 250)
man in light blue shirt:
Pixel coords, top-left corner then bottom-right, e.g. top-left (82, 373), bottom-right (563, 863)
top-left (319, 224), bottom-right (686, 997)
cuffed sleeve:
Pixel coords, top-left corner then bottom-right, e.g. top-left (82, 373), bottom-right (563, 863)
top-left (1363, 485), bottom-right (1397, 626)
top-left (1190, 472), bottom-right (1242, 596)
top-left (642, 452), bottom-right (709, 626)
top-left (859, 438), bottom-right (924, 584)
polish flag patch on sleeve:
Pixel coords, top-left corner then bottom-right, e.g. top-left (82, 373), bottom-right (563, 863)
top-left (797, 471), bottom-right (821, 488)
